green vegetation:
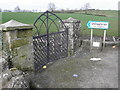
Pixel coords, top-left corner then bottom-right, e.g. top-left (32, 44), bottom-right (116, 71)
top-left (1, 10), bottom-right (118, 36)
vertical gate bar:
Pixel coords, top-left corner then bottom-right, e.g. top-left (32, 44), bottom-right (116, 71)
top-left (46, 11), bottom-right (50, 62)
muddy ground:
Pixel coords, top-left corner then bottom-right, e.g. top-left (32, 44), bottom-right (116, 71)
top-left (31, 45), bottom-right (118, 88)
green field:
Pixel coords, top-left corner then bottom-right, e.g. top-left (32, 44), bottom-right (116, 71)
top-left (1, 10), bottom-right (118, 36)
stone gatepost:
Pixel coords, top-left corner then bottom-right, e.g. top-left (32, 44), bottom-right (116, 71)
top-left (0, 20), bottom-right (34, 70)
top-left (60, 17), bottom-right (81, 55)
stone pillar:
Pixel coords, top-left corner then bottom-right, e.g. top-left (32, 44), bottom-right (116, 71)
top-left (0, 20), bottom-right (34, 70)
top-left (60, 17), bottom-right (81, 55)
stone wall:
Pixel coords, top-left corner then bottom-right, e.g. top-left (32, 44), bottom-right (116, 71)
top-left (0, 20), bottom-right (34, 70)
top-left (1, 68), bottom-right (30, 88)
top-left (60, 17), bottom-right (81, 55)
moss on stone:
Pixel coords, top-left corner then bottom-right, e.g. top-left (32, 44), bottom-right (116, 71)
top-left (17, 29), bottom-right (33, 38)
top-left (11, 38), bottom-right (29, 49)
top-left (10, 30), bottom-right (17, 39)
top-left (12, 48), bottom-right (18, 57)
top-left (15, 64), bottom-right (34, 72)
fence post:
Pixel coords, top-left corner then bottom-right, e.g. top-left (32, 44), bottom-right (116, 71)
top-left (0, 20), bottom-right (34, 70)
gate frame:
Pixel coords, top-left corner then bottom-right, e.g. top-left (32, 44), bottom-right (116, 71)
top-left (33, 11), bottom-right (68, 70)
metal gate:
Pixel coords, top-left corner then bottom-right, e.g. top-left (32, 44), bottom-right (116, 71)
top-left (33, 11), bottom-right (68, 71)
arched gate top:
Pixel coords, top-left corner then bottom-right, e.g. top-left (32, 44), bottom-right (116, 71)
top-left (34, 11), bottom-right (67, 36)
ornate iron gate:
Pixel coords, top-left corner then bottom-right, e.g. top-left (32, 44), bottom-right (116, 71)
top-left (33, 11), bottom-right (68, 71)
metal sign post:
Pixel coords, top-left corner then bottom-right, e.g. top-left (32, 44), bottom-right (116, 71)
top-left (90, 29), bottom-right (93, 50)
top-left (103, 30), bottom-right (107, 48)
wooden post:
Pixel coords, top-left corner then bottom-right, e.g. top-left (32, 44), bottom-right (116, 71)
top-left (103, 30), bottom-right (106, 48)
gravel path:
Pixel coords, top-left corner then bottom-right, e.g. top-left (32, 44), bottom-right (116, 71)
top-left (32, 46), bottom-right (118, 88)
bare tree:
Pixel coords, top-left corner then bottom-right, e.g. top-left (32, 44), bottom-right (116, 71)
top-left (80, 7), bottom-right (84, 10)
top-left (14, 6), bottom-right (21, 12)
top-left (84, 3), bottom-right (91, 14)
top-left (48, 3), bottom-right (56, 12)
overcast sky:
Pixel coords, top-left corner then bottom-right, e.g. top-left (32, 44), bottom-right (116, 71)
top-left (0, 0), bottom-right (119, 11)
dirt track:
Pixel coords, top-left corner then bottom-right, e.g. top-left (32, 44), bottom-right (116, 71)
top-left (31, 46), bottom-right (118, 88)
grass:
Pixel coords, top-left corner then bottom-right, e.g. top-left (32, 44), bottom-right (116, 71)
top-left (2, 12), bottom-right (39, 24)
top-left (1, 10), bottom-right (118, 36)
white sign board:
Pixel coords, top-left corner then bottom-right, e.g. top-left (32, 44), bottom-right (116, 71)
top-left (93, 42), bottom-right (100, 47)
top-left (87, 21), bottom-right (109, 30)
